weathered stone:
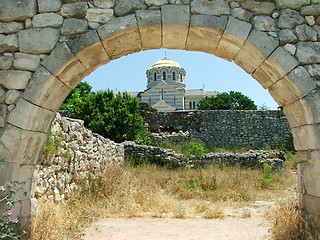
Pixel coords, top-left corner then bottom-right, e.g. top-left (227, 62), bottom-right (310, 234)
top-left (7, 104), bottom-right (15, 112)
top-left (85, 9), bottom-right (114, 24)
top-left (301, 4), bottom-right (320, 16)
top-left (161, 5), bottom-right (190, 49)
top-left (23, 66), bottom-right (72, 111)
top-left (88, 22), bottom-right (100, 29)
top-left (93, 0), bottom-right (115, 8)
top-left (0, 34), bottom-right (18, 53)
top-left (145, 0), bottom-right (168, 6)
top-left (296, 24), bottom-right (317, 41)
top-left (231, 7), bottom-right (252, 22)
top-left (269, 66), bottom-right (316, 106)
top-left (316, 16), bottom-right (320, 25)
top-left (279, 29), bottom-right (298, 45)
top-left (253, 16), bottom-right (277, 31)
top-left (242, 0), bottom-right (275, 15)
top-left (305, 16), bottom-right (316, 26)
top-left (5, 90), bottom-right (20, 105)
top-left (300, 156), bottom-right (320, 197)
top-left (8, 98), bottom-right (55, 132)
top-left (284, 97), bottom-right (314, 128)
top-left (234, 30), bottom-right (279, 74)
top-left (0, 56), bottom-right (13, 70)
top-left (278, 9), bottom-right (305, 29)
top-left (136, 10), bottom-right (161, 50)
top-left (284, 43), bottom-right (297, 55)
top-left (114, 0), bottom-right (147, 17)
top-left (296, 42), bottom-right (320, 64)
top-left (66, 30), bottom-right (110, 71)
top-left (61, 2), bottom-right (88, 18)
top-left (25, 18), bottom-right (33, 29)
top-left (41, 42), bottom-right (89, 89)
top-left (215, 17), bottom-right (252, 61)
top-left (186, 15), bottom-right (227, 54)
top-left (272, 11), bottom-right (280, 19)
top-left (13, 53), bottom-right (40, 71)
top-left (191, 0), bottom-right (230, 16)
top-left (32, 13), bottom-right (64, 28)
top-left (169, 0), bottom-right (191, 4)
top-left (61, 18), bottom-right (88, 35)
top-left (253, 47), bottom-right (299, 88)
top-left (292, 125), bottom-right (320, 151)
top-left (230, 2), bottom-right (240, 8)
top-left (0, 0), bottom-right (37, 21)
top-left (312, 25), bottom-right (320, 39)
top-left (0, 22), bottom-right (24, 34)
top-left (305, 64), bottom-right (320, 79)
top-left (18, 28), bottom-right (60, 54)
top-left (0, 70), bottom-right (32, 90)
top-left (0, 87), bottom-right (5, 103)
top-left (38, 0), bottom-right (62, 13)
top-left (275, 0), bottom-right (310, 10)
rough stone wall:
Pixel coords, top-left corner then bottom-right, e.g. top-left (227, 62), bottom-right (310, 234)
top-left (144, 110), bottom-right (292, 149)
top-left (33, 113), bottom-right (124, 202)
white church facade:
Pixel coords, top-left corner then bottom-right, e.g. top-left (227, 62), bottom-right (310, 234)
top-left (129, 58), bottom-right (219, 112)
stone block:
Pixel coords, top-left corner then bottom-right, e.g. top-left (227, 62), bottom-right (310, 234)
top-left (305, 64), bottom-right (320, 79)
top-left (32, 13), bottom-right (64, 28)
top-left (279, 29), bottom-right (298, 45)
top-left (5, 90), bottom-right (20, 105)
top-left (0, 22), bottom-right (24, 34)
top-left (190, 0), bottom-right (230, 16)
top-left (234, 30), bottom-right (279, 74)
top-left (61, 18), bottom-right (88, 35)
top-left (299, 153), bottom-right (320, 197)
top-left (38, 0), bottom-right (62, 13)
top-left (278, 9), bottom-right (305, 29)
top-left (268, 66), bottom-right (316, 106)
top-left (215, 17), bottom-right (252, 61)
top-left (60, 2), bottom-right (88, 18)
top-left (253, 16), bottom-right (277, 31)
top-left (284, 98), bottom-right (314, 128)
top-left (231, 8), bottom-right (252, 22)
top-left (114, 0), bottom-right (147, 17)
top-left (252, 47), bottom-right (298, 89)
top-left (136, 10), bottom-right (161, 50)
top-left (0, 0), bottom-right (37, 21)
top-left (23, 66), bottom-right (72, 111)
top-left (0, 125), bottom-right (47, 165)
top-left (93, 0), bottom-right (115, 9)
top-left (301, 4), bottom-right (320, 16)
top-left (13, 53), bottom-right (40, 71)
top-left (242, 0), bottom-right (275, 15)
top-left (161, 5), bottom-right (190, 49)
top-left (305, 90), bottom-right (320, 124)
top-left (145, 0), bottom-right (168, 6)
top-left (41, 42), bottom-right (89, 89)
top-left (7, 98), bottom-right (55, 132)
top-left (0, 34), bottom-right (18, 53)
top-left (0, 56), bottom-right (13, 70)
top-left (186, 15), bottom-right (227, 54)
top-left (18, 28), bottom-right (60, 54)
top-left (296, 42), bottom-right (320, 65)
top-left (86, 8), bottom-right (114, 24)
top-left (66, 30), bottom-right (110, 71)
top-left (0, 70), bottom-right (32, 90)
top-left (275, 0), bottom-right (310, 10)
top-left (292, 124), bottom-right (320, 150)
top-left (98, 15), bottom-right (142, 59)
top-left (295, 24), bottom-right (317, 41)
top-left (284, 43), bottom-right (297, 55)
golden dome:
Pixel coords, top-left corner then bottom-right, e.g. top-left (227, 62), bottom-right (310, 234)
top-left (150, 58), bottom-right (181, 69)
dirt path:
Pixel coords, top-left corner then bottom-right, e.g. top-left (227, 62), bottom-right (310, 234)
top-left (80, 217), bottom-right (271, 240)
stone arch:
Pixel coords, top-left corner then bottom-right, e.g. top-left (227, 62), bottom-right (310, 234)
top-left (0, 0), bottom-right (319, 236)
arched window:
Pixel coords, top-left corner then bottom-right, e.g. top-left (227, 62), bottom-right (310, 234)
top-left (173, 72), bottom-right (176, 80)
top-left (163, 72), bottom-right (166, 80)
top-left (154, 72), bottom-right (157, 81)
top-left (180, 74), bottom-right (183, 82)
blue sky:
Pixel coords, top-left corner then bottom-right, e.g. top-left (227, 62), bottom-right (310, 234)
top-left (84, 49), bottom-right (279, 110)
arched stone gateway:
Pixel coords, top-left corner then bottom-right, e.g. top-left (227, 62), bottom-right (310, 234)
top-left (0, 0), bottom-right (319, 236)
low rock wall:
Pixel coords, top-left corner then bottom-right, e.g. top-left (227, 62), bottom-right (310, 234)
top-left (33, 114), bottom-right (124, 202)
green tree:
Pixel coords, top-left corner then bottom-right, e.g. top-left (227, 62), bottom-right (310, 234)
top-left (197, 91), bottom-right (257, 110)
top-left (60, 83), bottom-right (150, 144)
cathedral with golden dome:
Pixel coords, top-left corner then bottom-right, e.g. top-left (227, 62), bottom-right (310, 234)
top-left (131, 58), bottom-right (219, 112)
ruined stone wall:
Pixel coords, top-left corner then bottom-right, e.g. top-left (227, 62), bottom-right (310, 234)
top-left (33, 114), bottom-right (124, 202)
top-left (144, 110), bottom-right (292, 149)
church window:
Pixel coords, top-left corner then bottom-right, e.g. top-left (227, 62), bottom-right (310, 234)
top-left (180, 74), bottom-right (183, 82)
top-left (163, 72), bottom-right (166, 80)
top-left (154, 72), bottom-right (157, 81)
top-left (173, 72), bottom-right (176, 80)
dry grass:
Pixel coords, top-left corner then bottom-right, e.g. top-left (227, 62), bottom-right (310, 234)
top-left (30, 159), bottom-right (297, 240)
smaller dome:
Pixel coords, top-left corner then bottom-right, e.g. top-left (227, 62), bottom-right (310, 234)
top-left (150, 58), bottom-right (181, 69)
